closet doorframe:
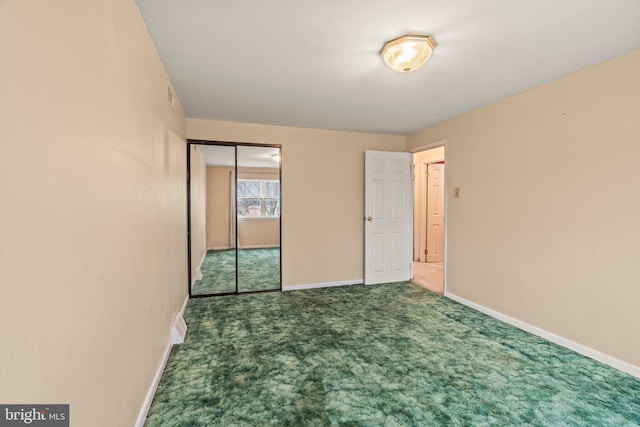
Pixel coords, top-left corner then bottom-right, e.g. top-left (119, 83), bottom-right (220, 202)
top-left (186, 139), bottom-right (282, 298)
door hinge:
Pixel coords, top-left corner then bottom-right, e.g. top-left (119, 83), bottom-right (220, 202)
top-left (425, 172), bottom-right (429, 179)
top-left (424, 249), bottom-right (428, 254)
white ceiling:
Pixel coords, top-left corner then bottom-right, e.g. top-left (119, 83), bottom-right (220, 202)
top-left (136, 0), bottom-right (640, 135)
top-left (199, 144), bottom-right (279, 168)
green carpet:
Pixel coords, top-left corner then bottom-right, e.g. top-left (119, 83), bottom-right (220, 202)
top-left (193, 248), bottom-right (280, 295)
top-left (146, 282), bottom-right (640, 426)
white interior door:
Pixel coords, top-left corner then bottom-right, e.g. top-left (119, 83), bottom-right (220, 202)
top-left (364, 151), bottom-right (412, 285)
top-left (426, 163), bottom-right (445, 262)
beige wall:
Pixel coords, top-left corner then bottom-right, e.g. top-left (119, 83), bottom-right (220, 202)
top-left (237, 167), bottom-right (280, 248)
top-left (206, 166), bottom-right (234, 249)
top-left (0, 1), bottom-right (187, 426)
top-left (238, 218), bottom-right (280, 248)
top-left (205, 166), bottom-right (280, 248)
top-left (413, 146), bottom-right (445, 164)
top-left (190, 146), bottom-right (207, 278)
top-left (407, 49), bottom-right (640, 368)
top-left (188, 119), bottom-right (406, 287)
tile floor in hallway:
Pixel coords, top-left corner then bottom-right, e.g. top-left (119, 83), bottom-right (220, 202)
top-left (412, 261), bottom-right (444, 293)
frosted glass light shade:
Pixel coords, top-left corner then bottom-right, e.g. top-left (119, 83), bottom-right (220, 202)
top-left (380, 34), bottom-right (437, 73)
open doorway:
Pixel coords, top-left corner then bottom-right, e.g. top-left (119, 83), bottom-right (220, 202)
top-left (412, 145), bottom-right (445, 294)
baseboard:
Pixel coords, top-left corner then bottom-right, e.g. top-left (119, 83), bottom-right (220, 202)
top-left (170, 297), bottom-right (189, 344)
top-left (283, 279), bottom-right (363, 291)
top-left (207, 246), bottom-right (233, 251)
top-left (135, 294), bottom-right (189, 427)
top-left (191, 250), bottom-right (208, 291)
top-left (446, 293), bottom-right (640, 379)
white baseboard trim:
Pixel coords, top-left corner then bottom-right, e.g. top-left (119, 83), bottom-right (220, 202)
top-left (191, 250), bottom-right (208, 291)
top-left (283, 279), bottom-right (363, 291)
top-left (135, 294), bottom-right (189, 427)
top-left (446, 293), bottom-right (640, 379)
top-left (170, 297), bottom-right (189, 344)
top-left (207, 245), bottom-right (279, 250)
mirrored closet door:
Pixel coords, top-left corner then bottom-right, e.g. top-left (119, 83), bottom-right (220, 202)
top-left (236, 145), bottom-right (281, 293)
top-left (188, 141), bottom-right (281, 297)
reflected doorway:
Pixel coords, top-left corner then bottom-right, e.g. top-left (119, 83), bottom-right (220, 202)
top-left (187, 141), bottom-right (282, 297)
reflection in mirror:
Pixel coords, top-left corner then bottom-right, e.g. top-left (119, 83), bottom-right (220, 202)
top-left (191, 144), bottom-right (237, 295)
top-left (237, 145), bottom-right (281, 293)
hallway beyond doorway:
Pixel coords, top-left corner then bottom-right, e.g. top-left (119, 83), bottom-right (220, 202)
top-left (411, 261), bottom-right (443, 294)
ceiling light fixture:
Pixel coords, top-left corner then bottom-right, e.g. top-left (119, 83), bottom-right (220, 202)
top-left (380, 34), bottom-right (437, 73)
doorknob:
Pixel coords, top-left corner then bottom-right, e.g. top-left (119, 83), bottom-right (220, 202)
top-left (367, 216), bottom-right (373, 222)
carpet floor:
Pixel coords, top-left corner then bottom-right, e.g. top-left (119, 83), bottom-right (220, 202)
top-left (193, 248), bottom-right (280, 295)
top-left (146, 282), bottom-right (640, 426)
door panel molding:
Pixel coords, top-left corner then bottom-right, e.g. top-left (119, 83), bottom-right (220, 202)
top-left (364, 151), bottom-right (412, 285)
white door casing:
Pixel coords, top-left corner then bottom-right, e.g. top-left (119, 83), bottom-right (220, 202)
top-left (426, 163), bottom-right (445, 262)
top-left (364, 151), bottom-right (413, 285)
top-left (416, 161), bottom-right (429, 262)
top-left (412, 147), bottom-right (445, 263)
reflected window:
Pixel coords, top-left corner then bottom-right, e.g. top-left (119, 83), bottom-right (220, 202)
top-left (237, 179), bottom-right (280, 217)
